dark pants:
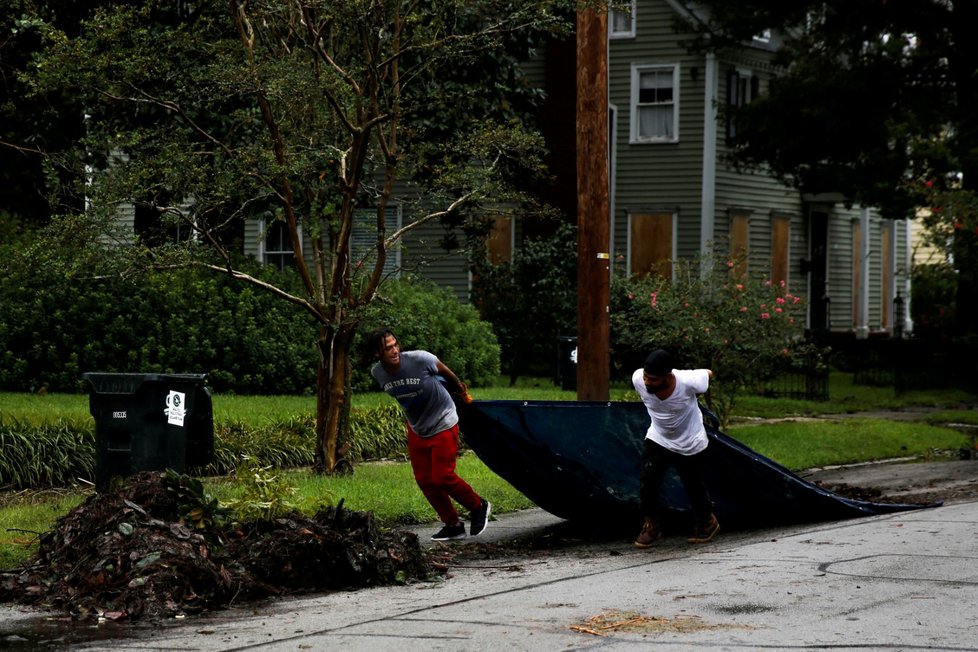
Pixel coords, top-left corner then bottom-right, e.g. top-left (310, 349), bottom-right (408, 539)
top-left (640, 438), bottom-right (713, 524)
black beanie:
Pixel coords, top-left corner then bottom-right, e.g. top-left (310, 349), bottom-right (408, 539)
top-left (643, 349), bottom-right (674, 376)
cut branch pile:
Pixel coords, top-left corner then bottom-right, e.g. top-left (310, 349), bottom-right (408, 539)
top-left (0, 472), bottom-right (432, 621)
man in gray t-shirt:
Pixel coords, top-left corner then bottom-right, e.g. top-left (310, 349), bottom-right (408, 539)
top-left (367, 328), bottom-right (491, 541)
top-left (372, 349), bottom-right (458, 438)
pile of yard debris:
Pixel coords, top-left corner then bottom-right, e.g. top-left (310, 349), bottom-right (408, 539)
top-left (0, 472), bottom-right (432, 621)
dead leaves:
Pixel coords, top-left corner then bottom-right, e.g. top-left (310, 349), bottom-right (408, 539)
top-left (0, 472), bottom-right (433, 621)
top-left (570, 609), bottom-right (754, 636)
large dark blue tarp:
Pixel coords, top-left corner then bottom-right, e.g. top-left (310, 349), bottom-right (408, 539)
top-left (457, 400), bottom-right (937, 528)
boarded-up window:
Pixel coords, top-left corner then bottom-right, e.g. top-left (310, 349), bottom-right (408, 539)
top-left (771, 216), bottom-right (790, 287)
top-left (485, 214), bottom-right (513, 265)
top-left (729, 210), bottom-right (750, 277)
top-left (630, 212), bottom-right (673, 278)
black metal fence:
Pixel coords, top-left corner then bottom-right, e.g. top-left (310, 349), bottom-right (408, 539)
top-left (753, 333), bottom-right (978, 400)
top-left (759, 349), bottom-right (830, 401)
top-left (761, 367), bottom-right (830, 400)
top-left (610, 334), bottom-right (974, 401)
top-left (815, 333), bottom-right (978, 394)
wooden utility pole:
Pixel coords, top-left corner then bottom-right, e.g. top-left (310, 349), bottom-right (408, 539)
top-left (575, 6), bottom-right (610, 400)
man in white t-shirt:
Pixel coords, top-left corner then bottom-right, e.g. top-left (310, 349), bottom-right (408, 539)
top-left (631, 349), bottom-right (719, 548)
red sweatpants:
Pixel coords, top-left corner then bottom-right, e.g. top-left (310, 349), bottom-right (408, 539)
top-left (407, 423), bottom-right (481, 525)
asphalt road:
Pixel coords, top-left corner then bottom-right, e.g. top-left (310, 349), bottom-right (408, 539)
top-left (6, 493), bottom-right (972, 651)
top-left (3, 458), bottom-right (976, 651)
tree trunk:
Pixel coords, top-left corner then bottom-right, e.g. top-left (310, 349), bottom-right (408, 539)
top-left (314, 324), bottom-right (356, 474)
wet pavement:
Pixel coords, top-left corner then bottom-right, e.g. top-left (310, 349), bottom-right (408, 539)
top-left (4, 491), bottom-right (977, 651)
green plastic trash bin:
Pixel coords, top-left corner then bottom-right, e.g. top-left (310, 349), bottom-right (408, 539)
top-left (83, 373), bottom-right (214, 491)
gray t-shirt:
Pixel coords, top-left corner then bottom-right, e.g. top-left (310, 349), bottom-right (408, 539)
top-left (371, 350), bottom-right (458, 437)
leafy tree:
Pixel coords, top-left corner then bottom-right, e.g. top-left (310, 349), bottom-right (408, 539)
top-left (353, 276), bottom-right (501, 391)
top-left (472, 221), bottom-right (577, 383)
top-left (681, 0), bottom-right (978, 335)
top-left (24, 0), bottom-right (575, 472)
top-left (611, 254), bottom-right (817, 428)
top-left (0, 0), bottom-right (95, 224)
top-left (911, 262), bottom-right (956, 340)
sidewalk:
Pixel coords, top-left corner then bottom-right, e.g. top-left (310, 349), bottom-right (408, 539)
top-left (30, 498), bottom-right (978, 651)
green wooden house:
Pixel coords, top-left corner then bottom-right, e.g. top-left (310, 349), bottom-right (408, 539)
top-left (602, 0), bottom-right (912, 337)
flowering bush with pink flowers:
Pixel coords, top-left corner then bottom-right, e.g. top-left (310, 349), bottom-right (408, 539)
top-left (912, 180), bottom-right (977, 338)
top-left (611, 254), bottom-right (823, 427)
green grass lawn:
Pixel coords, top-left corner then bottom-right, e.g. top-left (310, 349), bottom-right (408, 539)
top-left (1, 373), bottom-right (975, 570)
top-left (727, 418), bottom-right (970, 470)
top-left (207, 453), bottom-right (536, 526)
top-left (5, 371), bottom-right (974, 424)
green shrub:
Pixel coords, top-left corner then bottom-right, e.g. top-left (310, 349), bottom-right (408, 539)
top-left (347, 403), bottom-right (409, 461)
top-left (162, 469), bottom-right (231, 535)
top-left (0, 405), bottom-right (413, 490)
top-left (223, 457), bottom-right (299, 522)
top-left (472, 222), bottom-right (577, 383)
top-left (911, 262), bottom-right (956, 338)
top-left (0, 240), bottom-right (319, 395)
top-left (354, 276), bottom-right (501, 390)
top-left (208, 419), bottom-right (316, 475)
top-left (0, 418), bottom-right (95, 488)
top-left (611, 253), bottom-right (823, 427)
top-left (1, 229), bottom-right (501, 397)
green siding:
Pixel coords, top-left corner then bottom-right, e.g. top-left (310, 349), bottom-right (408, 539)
top-left (610, 0), bottom-right (706, 267)
top-left (607, 0), bottom-right (910, 335)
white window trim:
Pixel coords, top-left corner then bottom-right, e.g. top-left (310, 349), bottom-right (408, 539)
top-left (609, 0), bottom-right (636, 40)
top-left (733, 67), bottom-right (757, 104)
top-left (629, 63), bottom-right (680, 144)
top-left (258, 216), bottom-right (302, 270)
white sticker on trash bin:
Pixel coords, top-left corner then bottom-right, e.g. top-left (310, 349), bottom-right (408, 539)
top-left (165, 390), bottom-right (187, 427)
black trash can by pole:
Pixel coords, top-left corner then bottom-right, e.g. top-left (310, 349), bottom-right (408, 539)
top-left (83, 373), bottom-right (214, 491)
top-left (556, 336), bottom-right (578, 391)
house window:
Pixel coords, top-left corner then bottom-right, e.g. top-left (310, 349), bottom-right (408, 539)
top-left (262, 219), bottom-right (296, 271)
top-left (629, 212), bottom-right (675, 278)
top-left (352, 205), bottom-right (402, 278)
top-left (609, 0), bottom-right (635, 39)
top-left (726, 69), bottom-right (760, 142)
top-left (134, 202), bottom-right (192, 247)
top-left (630, 65), bottom-right (679, 143)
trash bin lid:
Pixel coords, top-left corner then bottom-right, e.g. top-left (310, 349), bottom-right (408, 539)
top-left (83, 372), bottom-right (207, 394)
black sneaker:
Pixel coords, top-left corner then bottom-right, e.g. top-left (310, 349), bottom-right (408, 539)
top-left (470, 499), bottom-right (492, 536)
top-left (431, 522), bottom-right (466, 541)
